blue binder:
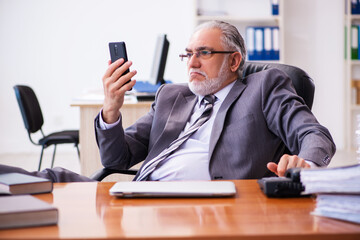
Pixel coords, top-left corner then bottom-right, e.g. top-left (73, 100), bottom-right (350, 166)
top-left (264, 27), bottom-right (272, 60)
top-left (254, 27), bottom-right (264, 60)
top-left (246, 27), bottom-right (256, 60)
top-left (271, 0), bottom-right (279, 15)
top-left (352, 0), bottom-right (360, 14)
top-left (272, 27), bottom-right (280, 60)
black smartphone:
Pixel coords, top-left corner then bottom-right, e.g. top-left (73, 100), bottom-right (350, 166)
top-left (108, 42), bottom-right (131, 86)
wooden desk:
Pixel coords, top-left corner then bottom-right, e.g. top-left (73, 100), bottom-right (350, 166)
top-left (1, 180), bottom-right (359, 240)
top-left (71, 95), bottom-right (152, 178)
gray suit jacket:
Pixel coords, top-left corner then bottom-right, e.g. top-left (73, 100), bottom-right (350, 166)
top-left (95, 68), bottom-right (336, 180)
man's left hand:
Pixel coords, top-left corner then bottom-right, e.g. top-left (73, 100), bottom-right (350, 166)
top-left (267, 154), bottom-right (310, 177)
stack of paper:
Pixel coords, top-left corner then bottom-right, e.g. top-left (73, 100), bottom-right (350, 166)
top-left (300, 164), bottom-right (360, 194)
top-left (311, 194), bottom-right (360, 224)
top-left (300, 164), bottom-right (360, 224)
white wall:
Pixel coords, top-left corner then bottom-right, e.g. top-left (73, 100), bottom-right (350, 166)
top-left (0, 0), bottom-right (194, 153)
top-left (283, 0), bottom-right (344, 149)
top-left (0, 0), bottom-right (345, 154)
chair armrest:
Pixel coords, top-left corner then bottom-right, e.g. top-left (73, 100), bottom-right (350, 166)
top-left (90, 168), bottom-right (138, 181)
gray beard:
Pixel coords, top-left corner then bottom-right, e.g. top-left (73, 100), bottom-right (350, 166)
top-left (188, 60), bottom-right (230, 96)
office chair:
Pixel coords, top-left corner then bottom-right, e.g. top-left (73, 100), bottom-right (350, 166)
top-left (90, 62), bottom-right (315, 181)
top-left (13, 85), bottom-right (80, 171)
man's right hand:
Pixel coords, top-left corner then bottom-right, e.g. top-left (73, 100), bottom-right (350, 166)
top-left (102, 58), bottom-right (137, 124)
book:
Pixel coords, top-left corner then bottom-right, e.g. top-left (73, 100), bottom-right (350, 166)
top-left (0, 195), bottom-right (58, 229)
top-left (0, 173), bottom-right (53, 195)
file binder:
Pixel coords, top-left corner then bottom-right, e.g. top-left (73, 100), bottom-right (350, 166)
top-left (254, 27), bottom-right (264, 60)
top-left (271, 0), bottom-right (279, 15)
top-left (246, 27), bottom-right (255, 60)
top-left (345, 26), bottom-right (347, 59)
top-left (264, 27), bottom-right (272, 60)
top-left (351, 25), bottom-right (359, 60)
top-left (272, 27), bottom-right (280, 60)
top-left (352, 0), bottom-right (360, 14)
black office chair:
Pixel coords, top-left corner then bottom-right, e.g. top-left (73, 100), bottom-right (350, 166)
top-left (13, 85), bottom-right (80, 171)
top-left (242, 62), bottom-right (314, 109)
top-left (90, 62), bottom-right (315, 181)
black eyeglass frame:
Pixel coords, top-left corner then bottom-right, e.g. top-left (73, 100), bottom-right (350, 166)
top-left (179, 50), bottom-right (236, 61)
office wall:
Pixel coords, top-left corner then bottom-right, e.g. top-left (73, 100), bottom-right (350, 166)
top-left (0, 0), bottom-right (194, 153)
top-left (0, 0), bottom-right (344, 155)
top-left (283, 0), bottom-right (344, 150)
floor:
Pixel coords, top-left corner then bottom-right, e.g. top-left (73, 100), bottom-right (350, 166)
top-left (0, 148), bottom-right (358, 176)
top-left (0, 150), bottom-right (81, 173)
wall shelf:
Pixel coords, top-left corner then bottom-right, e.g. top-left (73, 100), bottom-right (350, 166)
top-left (194, 0), bottom-right (285, 62)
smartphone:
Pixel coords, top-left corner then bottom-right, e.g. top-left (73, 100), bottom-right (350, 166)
top-left (108, 42), bottom-right (131, 86)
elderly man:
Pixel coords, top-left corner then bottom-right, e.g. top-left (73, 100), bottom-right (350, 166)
top-left (0, 21), bottom-right (335, 182)
top-left (95, 20), bottom-right (336, 181)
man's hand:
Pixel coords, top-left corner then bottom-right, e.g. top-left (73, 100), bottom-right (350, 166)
top-left (102, 58), bottom-right (137, 124)
top-left (267, 154), bottom-right (310, 177)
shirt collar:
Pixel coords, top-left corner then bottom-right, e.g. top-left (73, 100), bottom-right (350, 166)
top-left (196, 80), bottom-right (237, 106)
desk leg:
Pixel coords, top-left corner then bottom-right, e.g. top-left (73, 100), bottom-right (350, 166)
top-left (79, 106), bottom-right (102, 177)
top-left (78, 103), bottom-right (151, 181)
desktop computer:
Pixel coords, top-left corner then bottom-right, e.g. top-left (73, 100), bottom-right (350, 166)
top-left (132, 34), bottom-right (170, 99)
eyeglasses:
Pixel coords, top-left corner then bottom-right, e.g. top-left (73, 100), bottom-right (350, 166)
top-left (179, 50), bottom-right (236, 61)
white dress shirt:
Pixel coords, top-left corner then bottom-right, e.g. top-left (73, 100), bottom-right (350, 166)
top-left (148, 82), bottom-right (235, 180)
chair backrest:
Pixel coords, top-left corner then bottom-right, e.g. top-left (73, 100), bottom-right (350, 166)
top-left (242, 62), bottom-right (315, 109)
top-left (13, 85), bottom-right (44, 133)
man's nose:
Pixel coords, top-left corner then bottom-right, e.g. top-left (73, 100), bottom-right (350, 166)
top-left (188, 53), bottom-right (201, 68)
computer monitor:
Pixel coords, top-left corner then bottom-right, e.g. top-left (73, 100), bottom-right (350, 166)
top-left (150, 34), bottom-right (169, 85)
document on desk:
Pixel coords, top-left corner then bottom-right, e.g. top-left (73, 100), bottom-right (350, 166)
top-left (300, 164), bottom-right (360, 194)
top-left (109, 181), bottom-right (236, 198)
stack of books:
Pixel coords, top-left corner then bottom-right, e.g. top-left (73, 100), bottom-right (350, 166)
top-left (0, 173), bottom-right (58, 229)
top-left (300, 164), bottom-right (360, 224)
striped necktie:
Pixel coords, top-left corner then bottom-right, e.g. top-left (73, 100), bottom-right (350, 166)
top-left (135, 94), bottom-right (216, 181)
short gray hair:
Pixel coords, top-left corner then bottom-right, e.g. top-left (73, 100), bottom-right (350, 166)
top-left (193, 20), bottom-right (246, 77)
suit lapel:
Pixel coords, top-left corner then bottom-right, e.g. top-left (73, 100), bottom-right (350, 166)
top-left (146, 92), bottom-right (197, 161)
top-left (209, 79), bottom-right (247, 159)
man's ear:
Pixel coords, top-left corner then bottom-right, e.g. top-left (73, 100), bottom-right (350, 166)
top-left (229, 52), bottom-right (242, 73)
